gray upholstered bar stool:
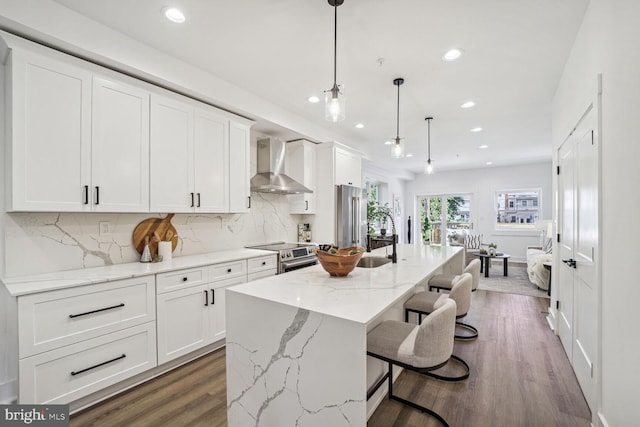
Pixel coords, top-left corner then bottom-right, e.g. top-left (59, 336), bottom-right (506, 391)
top-left (406, 272), bottom-right (478, 341)
top-left (367, 298), bottom-right (463, 427)
top-left (429, 258), bottom-right (481, 293)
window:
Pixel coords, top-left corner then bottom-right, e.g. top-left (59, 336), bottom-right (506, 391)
top-left (495, 189), bottom-right (541, 230)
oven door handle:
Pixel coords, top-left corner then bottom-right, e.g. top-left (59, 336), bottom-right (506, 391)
top-left (280, 257), bottom-right (318, 269)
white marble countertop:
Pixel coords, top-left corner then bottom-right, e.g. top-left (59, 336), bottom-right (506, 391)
top-left (226, 244), bottom-right (462, 325)
top-left (2, 248), bottom-right (275, 296)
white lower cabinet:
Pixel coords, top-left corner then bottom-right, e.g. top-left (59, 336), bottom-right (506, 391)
top-left (156, 261), bottom-right (247, 364)
top-left (19, 320), bottom-right (157, 404)
top-left (16, 276), bottom-right (157, 404)
top-left (15, 254), bottom-right (275, 404)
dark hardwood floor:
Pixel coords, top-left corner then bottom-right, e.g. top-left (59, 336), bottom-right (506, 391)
top-left (71, 290), bottom-right (591, 427)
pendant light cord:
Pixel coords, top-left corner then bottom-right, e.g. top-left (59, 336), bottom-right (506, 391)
top-left (396, 83), bottom-right (400, 139)
top-left (427, 118), bottom-right (431, 159)
top-left (333, 2), bottom-right (337, 86)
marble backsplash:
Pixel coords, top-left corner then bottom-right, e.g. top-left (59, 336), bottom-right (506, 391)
top-left (4, 192), bottom-right (304, 278)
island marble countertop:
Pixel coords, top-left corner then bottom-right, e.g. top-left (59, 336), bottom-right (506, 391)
top-left (226, 244), bottom-right (462, 325)
top-left (2, 248), bottom-right (275, 296)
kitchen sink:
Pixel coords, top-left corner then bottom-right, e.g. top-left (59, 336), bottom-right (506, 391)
top-left (356, 257), bottom-right (392, 268)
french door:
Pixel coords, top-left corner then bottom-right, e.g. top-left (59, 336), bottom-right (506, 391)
top-left (418, 194), bottom-right (472, 245)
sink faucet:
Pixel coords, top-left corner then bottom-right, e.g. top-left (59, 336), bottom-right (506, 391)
top-left (375, 207), bottom-right (397, 263)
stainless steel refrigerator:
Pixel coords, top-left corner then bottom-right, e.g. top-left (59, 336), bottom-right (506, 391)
top-left (335, 184), bottom-right (366, 248)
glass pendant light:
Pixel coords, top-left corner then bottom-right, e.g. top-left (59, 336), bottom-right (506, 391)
top-left (391, 78), bottom-right (405, 158)
top-left (325, 0), bottom-right (345, 122)
top-left (424, 116), bottom-right (434, 174)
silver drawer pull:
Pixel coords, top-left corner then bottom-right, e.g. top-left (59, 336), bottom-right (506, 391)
top-left (70, 354), bottom-right (126, 376)
top-left (69, 303), bottom-right (125, 318)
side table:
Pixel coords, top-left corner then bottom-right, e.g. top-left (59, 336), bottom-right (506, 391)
top-left (543, 262), bottom-right (552, 296)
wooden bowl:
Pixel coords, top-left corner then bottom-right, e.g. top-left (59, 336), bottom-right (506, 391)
top-left (315, 246), bottom-right (365, 277)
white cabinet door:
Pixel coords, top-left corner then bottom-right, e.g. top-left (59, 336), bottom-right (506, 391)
top-left (194, 107), bottom-right (228, 212)
top-left (287, 140), bottom-right (316, 214)
top-left (150, 94), bottom-right (194, 213)
top-left (229, 121), bottom-right (251, 213)
top-left (8, 49), bottom-right (92, 211)
top-left (92, 76), bottom-right (150, 212)
top-left (156, 284), bottom-right (210, 365)
top-left (335, 147), bottom-right (362, 188)
top-left (209, 276), bottom-right (246, 342)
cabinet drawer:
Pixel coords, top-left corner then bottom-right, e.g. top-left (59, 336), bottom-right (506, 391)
top-left (18, 276), bottom-right (155, 358)
top-left (156, 266), bottom-right (208, 294)
top-left (247, 255), bottom-right (277, 274)
top-left (19, 322), bottom-right (157, 404)
top-left (209, 260), bottom-right (246, 282)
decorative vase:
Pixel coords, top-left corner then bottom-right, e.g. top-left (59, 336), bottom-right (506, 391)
top-left (380, 228), bottom-right (387, 236)
top-left (489, 247), bottom-right (496, 256)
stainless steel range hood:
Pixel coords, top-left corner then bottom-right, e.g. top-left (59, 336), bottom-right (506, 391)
top-left (250, 138), bottom-right (313, 195)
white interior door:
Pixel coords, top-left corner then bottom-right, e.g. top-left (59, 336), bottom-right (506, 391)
top-left (572, 106), bottom-right (598, 410)
top-left (557, 103), bottom-right (599, 411)
top-left (557, 138), bottom-right (575, 359)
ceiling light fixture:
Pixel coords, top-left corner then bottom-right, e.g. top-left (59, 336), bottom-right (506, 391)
top-left (308, 95), bottom-right (320, 103)
top-left (355, 123), bottom-right (364, 129)
top-left (384, 140), bottom-right (393, 145)
top-left (461, 101), bottom-right (476, 109)
top-left (479, 144), bottom-right (489, 149)
top-left (424, 116), bottom-right (434, 174)
top-left (442, 48), bottom-right (463, 61)
top-left (486, 161), bottom-right (493, 165)
top-left (470, 127), bottom-right (483, 132)
top-left (325, 0), bottom-right (345, 122)
top-left (391, 78), bottom-right (405, 158)
top-left (163, 7), bottom-right (186, 23)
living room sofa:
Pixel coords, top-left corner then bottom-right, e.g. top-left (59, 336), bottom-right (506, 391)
top-left (526, 241), bottom-right (552, 290)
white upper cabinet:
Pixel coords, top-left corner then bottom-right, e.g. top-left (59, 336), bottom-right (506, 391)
top-left (5, 40), bottom-right (253, 213)
top-left (194, 108), bottom-right (229, 212)
top-left (286, 139), bottom-right (317, 214)
top-left (6, 48), bottom-right (150, 212)
top-left (149, 93), bottom-right (249, 214)
top-left (91, 77), bottom-right (150, 212)
top-left (334, 146), bottom-right (362, 188)
top-left (149, 95), bottom-right (193, 213)
top-left (7, 49), bottom-right (92, 212)
top-left (228, 121), bottom-right (251, 213)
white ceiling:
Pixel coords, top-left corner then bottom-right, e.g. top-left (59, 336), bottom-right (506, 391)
top-left (49, 0), bottom-right (589, 176)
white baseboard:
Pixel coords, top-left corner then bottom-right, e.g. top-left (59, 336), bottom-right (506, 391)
top-left (0, 378), bottom-right (18, 404)
top-left (546, 309), bottom-right (557, 332)
top-left (597, 411), bottom-right (610, 427)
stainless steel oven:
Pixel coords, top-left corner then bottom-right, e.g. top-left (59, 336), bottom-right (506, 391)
top-left (246, 242), bottom-right (317, 274)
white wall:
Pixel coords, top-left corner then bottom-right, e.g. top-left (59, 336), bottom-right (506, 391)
top-left (404, 162), bottom-right (552, 262)
top-left (552, 0), bottom-right (640, 425)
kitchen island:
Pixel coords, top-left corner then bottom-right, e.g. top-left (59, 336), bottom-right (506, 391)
top-left (225, 244), bottom-right (463, 426)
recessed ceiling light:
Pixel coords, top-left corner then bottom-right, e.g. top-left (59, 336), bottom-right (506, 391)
top-left (163, 7), bottom-right (186, 23)
top-left (355, 123), bottom-right (364, 129)
top-left (384, 140), bottom-right (393, 145)
top-left (461, 101), bottom-right (476, 109)
top-left (307, 95), bottom-right (320, 103)
top-left (470, 127), bottom-right (483, 132)
top-left (406, 153), bottom-right (413, 157)
top-left (486, 161), bottom-right (493, 165)
top-left (479, 144), bottom-right (489, 149)
top-left (442, 48), bottom-right (463, 62)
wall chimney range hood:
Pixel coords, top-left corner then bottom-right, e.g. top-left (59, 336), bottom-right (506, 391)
top-left (250, 138), bottom-right (313, 195)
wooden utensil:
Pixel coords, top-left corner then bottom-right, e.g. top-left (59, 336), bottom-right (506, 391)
top-left (132, 213), bottom-right (178, 255)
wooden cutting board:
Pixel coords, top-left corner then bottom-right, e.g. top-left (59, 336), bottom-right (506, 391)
top-left (132, 213), bottom-right (178, 256)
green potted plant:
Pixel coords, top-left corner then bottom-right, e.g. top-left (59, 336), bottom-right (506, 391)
top-left (488, 242), bottom-right (497, 256)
